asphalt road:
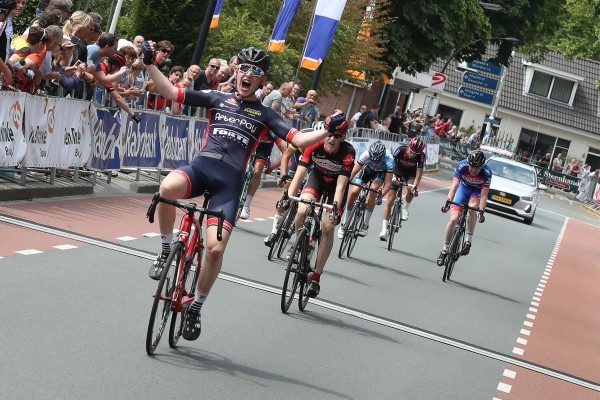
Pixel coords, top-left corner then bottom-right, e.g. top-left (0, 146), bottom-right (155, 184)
top-left (1, 170), bottom-right (599, 400)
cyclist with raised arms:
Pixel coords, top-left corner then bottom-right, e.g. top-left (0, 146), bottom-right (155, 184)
top-left (436, 150), bottom-right (491, 266)
top-left (338, 140), bottom-right (393, 238)
top-left (279, 114), bottom-right (354, 298)
top-left (141, 43), bottom-right (347, 341)
top-left (379, 137), bottom-right (426, 240)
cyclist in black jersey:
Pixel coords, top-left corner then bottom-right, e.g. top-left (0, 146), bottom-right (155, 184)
top-left (279, 114), bottom-right (354, 298)
top-left (141, 43), bottom-right (348, 340)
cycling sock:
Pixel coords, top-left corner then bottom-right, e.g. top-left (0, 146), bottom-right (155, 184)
top-left (271, 213), bottom-right (282, 233)
top-left (443, 242), bottom-right (449, 251)
top-left (364, 209), bottom-right (373, 225)
top-left (310, 272), bottom-right (321, 282)
top-left (342, 207), bottom-right (353, 225)
top-left (161, 234), bottom-right (172, 254)
top-left (243, 195), bottom-right (253, 208)
top-left (466, 232), bottom-right (473, 242)
top-left (190, 291), bottom-right (207, 314)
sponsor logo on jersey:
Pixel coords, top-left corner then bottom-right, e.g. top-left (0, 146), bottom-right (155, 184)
top-left (214, 128), bottom-right (250, 146)
top-left (213, 112), bottom-right (258, 134)
top-left (244, 107), bottom-right (262, 117)
top-left (226, 98), bottom-right (238, 105)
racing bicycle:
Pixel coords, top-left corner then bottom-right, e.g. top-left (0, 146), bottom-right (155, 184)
top-left (235, 152), bottom-right (257, 225)
top-left (267, 189), bottom-right (299, 261)
top-left (145, 192), bottom-right (224, 355)
top-left (281, 196), bottom-right (334, 313)
top-left (338, 182), bottom-right (380, 259)
top-left (385, 177), bottom-right (416, 251)
top-left (439, 200), bottom-right (483, 282)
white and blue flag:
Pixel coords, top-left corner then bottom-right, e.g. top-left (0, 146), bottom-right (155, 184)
top-left (301, 0), bottom-right (347, 70)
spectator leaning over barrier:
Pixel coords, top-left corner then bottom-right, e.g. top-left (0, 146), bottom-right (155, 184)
top-left (62, 11), bottom-right (93, 66)
top-left (88, 32), bottom-right (126, 86)
top-left (8, 25), bottom-right (49, 92)
top-left (361, 104), bottom-right (379, 129)
top-left (95, 50), bottom-right (140, 122)
top-left (254, 80), bottom-right (273, 102)
top-left (51, 37), bottom-right (86, 94)
top-left (350, 104), bottom-right (367, 128)
top-left (192, 56), bottom-right (220, 91)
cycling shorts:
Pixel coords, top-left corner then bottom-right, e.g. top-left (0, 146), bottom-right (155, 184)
top-left (174, 155), bottom-right (244, 231)
top-left (353, 165), bottom-right (386, 186)
top-left (452, 184), bottom-right (481, 209)
top-left (255, 141), bottom-right (275, 168)
top-left (301, 172), bottom-right (348, 211)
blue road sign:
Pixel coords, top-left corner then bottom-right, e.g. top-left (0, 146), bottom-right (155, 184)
top-left (458, 86), bottom-right (494, 105)
top-left (463, 72), bottom-right (499, 90)
top-left (467, 60), bottom-right (503, 75)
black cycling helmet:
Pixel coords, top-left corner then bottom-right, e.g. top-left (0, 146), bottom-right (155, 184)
top-left (409, 136), bottom-right (426, 154)
top-left (237, 47), bottom-right (271, 73)
top-left (468, 150), bottom-right (486, 167)
top-left (369, 140), bottom-right (386, 161)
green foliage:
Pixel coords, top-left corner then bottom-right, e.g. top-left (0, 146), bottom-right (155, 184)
top-left (547, 0), bottom-right (600, 61)
top-left (11, 7), bottom-right (35, 37)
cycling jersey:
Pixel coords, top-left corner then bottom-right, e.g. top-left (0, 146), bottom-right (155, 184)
top-left (354, 149), bottom-right (393, 185)
top-left (453, 159), bottom-right (492, 190)
top-left (285, 143), bottom-right (304, 178)
top-left (392, 145), bottom-right (424, 178)
top-left (298, 140), bottom-right (355, 203)
top-left (177, 88), bottom-right (298, 171)
top-left (172, 89), bottom-right (299, 230)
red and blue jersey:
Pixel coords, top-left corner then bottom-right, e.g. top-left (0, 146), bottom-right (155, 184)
top-left (453, 159), bottom-right (492, 189)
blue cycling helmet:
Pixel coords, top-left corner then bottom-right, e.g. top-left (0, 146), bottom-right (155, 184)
top-left (369, 140), bottom-right (386, 161)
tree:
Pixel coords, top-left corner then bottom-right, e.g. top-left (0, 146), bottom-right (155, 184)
top-left (547, 0), bottom-right (600, 60)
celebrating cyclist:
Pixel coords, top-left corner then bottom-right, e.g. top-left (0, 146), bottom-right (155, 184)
top-left (379, 137), bottom-right (426, 240)
top-left (280, 115), bottom-right (354, 298)
top-left (338, 140), bottom-right (393, 238)
top-left (436, 150), bottom-right (491, 266)
top-left (141, 43), bottom-right (347, 341)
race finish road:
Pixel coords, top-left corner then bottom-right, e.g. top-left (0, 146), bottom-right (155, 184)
top-left (1, 172), bottom-right (599, 399)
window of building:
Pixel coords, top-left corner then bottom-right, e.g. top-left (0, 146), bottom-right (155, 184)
top-left (516, 128), bottom-right (571, 165)
top-left (523, 62), bottom-right (583, 106)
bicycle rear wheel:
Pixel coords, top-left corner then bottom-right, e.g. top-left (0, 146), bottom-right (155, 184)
top-left (387, 200), bottom-right (401, 252)
top-left (169, 248), bottom-right (199, 348)
top-left (347, 207), bottom-right (365, 258)
top-left (281, 230), bottom-right (306, 313)
top-left (146, 242), bottom-right (180, 355)
top-left (277, 202), bottom-right (297, 259)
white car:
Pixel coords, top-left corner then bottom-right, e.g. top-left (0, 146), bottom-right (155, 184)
top-left (486, 156), bottom-right (546, 225)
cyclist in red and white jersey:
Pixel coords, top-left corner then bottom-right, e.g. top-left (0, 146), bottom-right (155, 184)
top-left (141, 43), bottom-right (347, 340)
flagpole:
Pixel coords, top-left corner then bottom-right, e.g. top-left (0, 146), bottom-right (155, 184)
top-left (293, 1), bottom-right (318, 83)
top-left (192, 0), bottom-right (219, 66)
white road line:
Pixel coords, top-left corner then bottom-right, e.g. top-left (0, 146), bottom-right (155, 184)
top-left (15, 249), bottom-right (44, 255)
top-left (520, 329), bottom-right (530, 336)
top-left (53, 244), bottom-right (78, 250)
top-left (503, 369), bottom-right (517, 379)
top-left (517, 337), bottom-right (528, 345)
top-left (143, 232), bottom-right (161, 237)
top-left (526, 314), bottom-right (536, 320)
top-left (512, 347), bottom-right (525, 356)
top-left (497, 382), bottom-right (512, 393)
top-left (524, 321), bottom-right (534, 327)
top-left (116, 236), bottom-right (137, 241)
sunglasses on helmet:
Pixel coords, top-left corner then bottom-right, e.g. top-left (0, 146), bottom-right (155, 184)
top-left (238, 63), bottom-right (265, 77)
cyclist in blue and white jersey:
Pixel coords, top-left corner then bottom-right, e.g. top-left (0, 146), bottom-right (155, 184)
top-left (437, 150), bottom-right (491, 266)
top-left (141, 43), bottom-right (348, 341)
top-left (337, 140), bottom-right (393, 238)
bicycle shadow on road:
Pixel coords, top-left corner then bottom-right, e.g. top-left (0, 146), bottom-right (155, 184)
top-left (149, 348), bottom-right (353, 399)
top-left (285, 307), bottom-right (401, 346)
top-left (339, 255), bottom-right (423, 281)
top-left (443, 279), bottom-right (521, 304)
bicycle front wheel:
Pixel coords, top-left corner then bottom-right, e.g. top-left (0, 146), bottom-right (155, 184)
top-left (146, 242), bottom-right (181, 355)
top-left (347, 207), bottom-right (365, 258)
top-left (387, 200), bottom-right (401, 252)
top-left (281, 230), bottom-right (306, 313)
top-left (169, 248), bottom-right (199, 348)
top-left (443, 229), bottom-right (461, 282)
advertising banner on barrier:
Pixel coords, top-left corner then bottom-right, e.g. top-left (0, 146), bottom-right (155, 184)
top-left (0, 91), bottom-right (27, 167)
top-left (122, 111), bottom-right (161, 168)
top-left (24, 96), bottom-right (91, 167)
top-left (160, 115), bottom-right (190, 170)
top-left (189, 119), bottom-right (207, 160)
top-left (533, 166), bottom-right (580, 193)
top-left (88, 105), bottom-right (122, 171)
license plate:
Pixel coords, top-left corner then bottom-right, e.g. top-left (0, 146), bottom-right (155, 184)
top-left (492, 195), bottom-right (512, 205)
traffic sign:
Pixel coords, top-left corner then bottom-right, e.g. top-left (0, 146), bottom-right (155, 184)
top-left (466, 60), bottom-right (503, 75)
top-left (463, 72), bottom-right (499, 90)
top-left (458, 86), bottom-right (494, 105)
top-left (430, 72), bottom-right (447, 93)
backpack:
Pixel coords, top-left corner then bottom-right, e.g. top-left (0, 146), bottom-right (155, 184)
top-left (356, 111), bottom-right (369, 128)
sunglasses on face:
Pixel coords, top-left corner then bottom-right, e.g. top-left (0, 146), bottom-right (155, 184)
top-left (238, 63), bottom-right (265, 77)
top-left (329, 133), bottom-right (344, 140)
top-left (209, 64), bottom-right (220, 69)
top-left (159, 48), bottom-right (172, 55)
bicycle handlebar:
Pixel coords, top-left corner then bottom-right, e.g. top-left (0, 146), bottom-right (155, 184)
top-left (289, 195), bottom-right (334, 210)
top-left (443, 200), bottom-right (483, 213)
top-left (349, 181), bottom-right (381, 193)
top-left (146, 193), bottom-right (226, 241)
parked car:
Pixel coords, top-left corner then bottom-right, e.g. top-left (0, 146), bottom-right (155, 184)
top-left (485, 156), bottom-right (546, 225)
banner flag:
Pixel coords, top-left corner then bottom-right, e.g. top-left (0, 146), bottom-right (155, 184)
top-left (300, 0), bottom-right (347, 70)
top-left (268, 0), bottom-right (302, 52)
top-left (0, 91), bottom-right (27, 167)
top-left (210, 0), bottom-right (225, 29)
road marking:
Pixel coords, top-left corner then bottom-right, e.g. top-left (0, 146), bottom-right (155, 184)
top-left (116, 236), bottom-right (137, 241)
top-left (53, 244), bottom-right (78, 250)
top-left (143, 232), bottom-right (161, 237)
top-left (517, 337), bottom-right (528, 345)
top-left (520, 329), bottom-right (530, 336)
top-left (15, 249), bottom-right (44, 255)
top-left (526, 314), bottom-right (536, 320)
top-left (497, 382), bottom-right (512, 393)
top-left (513, 347), bottom-right (525, 356)
top-left (503, 369), bottom-right (517, 379)
top-left (524, 321), bottom-right (534, 327)
top-left (1, 213), bottom-right (599, 394)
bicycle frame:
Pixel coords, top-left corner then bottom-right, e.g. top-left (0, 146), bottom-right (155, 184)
top-left (442, 200), bottom-right (481, 282)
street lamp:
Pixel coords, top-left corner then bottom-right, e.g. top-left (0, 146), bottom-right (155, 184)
top-left (440, 37), bottom-right (519, 74)
top-left (479, 2), bottom-right (503, 11)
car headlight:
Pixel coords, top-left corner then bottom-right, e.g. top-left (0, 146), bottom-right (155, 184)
top-left (522, 196), bottom-right (534, 201)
